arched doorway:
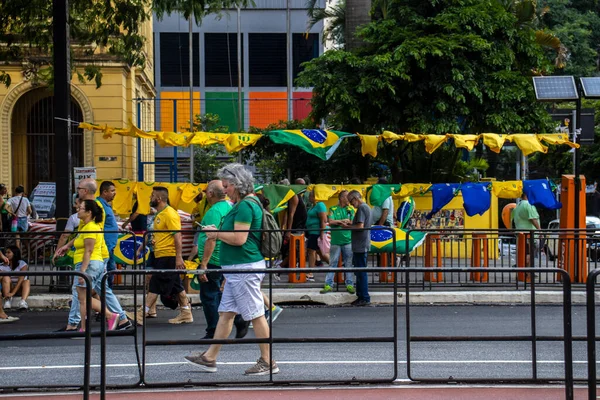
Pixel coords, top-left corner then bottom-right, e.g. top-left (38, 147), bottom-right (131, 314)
top-left (11, 89), bottom-right (84, 193)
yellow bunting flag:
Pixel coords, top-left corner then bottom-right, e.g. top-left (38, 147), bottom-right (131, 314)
top-left (381, 131), bottom-right (404, 143)
top-left (506, 134), bottom-right (548, 156)
top-left (537, 134), bottom-right (579, 149)
top-left (491, 181), bottom-right (523, 199)
top-left (448, 134), bottom-right (480, 151)
top-left (310, 184), bottom-right (341, 202)
top-left (422, 135), bottom-right (448, 154)
top-left (357, 134), bottom-right (380, 157)
top-left (481, 133), bottom-right (506, 153)
top-left (392, 184), bottom-right (432, 198)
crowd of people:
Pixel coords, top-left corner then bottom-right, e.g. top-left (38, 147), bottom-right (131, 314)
top-left (0, 165), bottom-right (394, 375)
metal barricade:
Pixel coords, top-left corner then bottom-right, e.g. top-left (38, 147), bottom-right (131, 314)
top-left (98, 226), bottom-right (399, 398)
top-left (586, 268), bottom-right (600, 400)
top-left (405, 267), bottom-right (574, 400)
top-left (0, 270), bottom-right (94, 399)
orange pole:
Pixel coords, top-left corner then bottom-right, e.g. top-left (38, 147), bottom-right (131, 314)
top-left (470, 234), bottom-right (488, 282)
top-left (425, 235), bottom-right (441, 282)
top-left (516, 233), bottom-right (528, 282)
top-left (379, 253), bottom-right (389, 283)
top-left (288, 233), bottom-right (307, 283)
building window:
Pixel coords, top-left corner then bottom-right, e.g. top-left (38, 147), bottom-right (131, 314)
top-left (205, 33), bottom-right (243, 87)
top-left (160, 33), bottom-right (200, 87)
top-left (249, 33), bottom-right (286, 87)
top-left (293, 33), bottom-right (319, 81)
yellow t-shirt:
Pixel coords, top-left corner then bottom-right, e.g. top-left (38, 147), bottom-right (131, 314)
top-left (153, 206), bottom-right (181, 258)
top-left (94, 199), bottom-right (110, 260)
top-left (73, 221), bottom-right (105, 264)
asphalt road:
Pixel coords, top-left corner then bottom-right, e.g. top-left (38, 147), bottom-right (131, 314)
top-left (0, 304), bottom-right (594, 391)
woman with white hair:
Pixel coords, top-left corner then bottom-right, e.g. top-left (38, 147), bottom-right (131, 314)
top-left (185, 163), bottom-right (279, 376)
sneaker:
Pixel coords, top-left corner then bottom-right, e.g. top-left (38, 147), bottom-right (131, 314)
top-left (346, 285), bottom-right (356, 295)
top-left (108, 314), bottom-right (120, 330)
top-left (351, 298), bottom-right (371, 307)
top-left (245, 358), bottom-right (279, 375)
top-left (116, 320), bottom-right (133, 330)
top-left (18, 299), bottom-right (28, 310)
top-left (184, 352), bottom-right (217, 373)
top-left (234, 314), bottom-right (250, 338)
top-left (269, 306), bottom-right (283, 323)
top-left (3, 298), bottom-right (11, 310)
top-left (168, 307), bottom-right (193, 324)
top-left (306, 275), bottom-right (315, 282)
top-left (320, 284), bottom-right (332, 294)
top-left (0, 315), bottom-right (18, 323)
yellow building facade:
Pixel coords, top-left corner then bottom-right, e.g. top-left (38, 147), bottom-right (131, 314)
top-left (0, 21), bottom-right (156, 193)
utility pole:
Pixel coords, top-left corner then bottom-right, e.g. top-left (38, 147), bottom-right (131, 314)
top-left (53, 0), bottom-right (72, 230)
top-left (189, 16), bottom-right (194, 182)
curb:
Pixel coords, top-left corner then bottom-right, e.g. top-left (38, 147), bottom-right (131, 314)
top-left (18, 290), bottom-right (594, 309)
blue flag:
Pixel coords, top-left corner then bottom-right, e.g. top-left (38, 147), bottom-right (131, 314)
top-left (461, 183), bottom-right (491, 217)
top-left (523, 179), bottom-right (562, 210)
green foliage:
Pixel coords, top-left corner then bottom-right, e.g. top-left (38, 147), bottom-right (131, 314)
top-left (306, 0), bottom-right (346, 48)
top-left (296, 0), bottom-right (556, 182)
top-left (192, 113), bottom-right (232, 183)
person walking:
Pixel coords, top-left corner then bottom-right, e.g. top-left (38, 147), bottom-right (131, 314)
top-left (184, 163), bottom-right (279, 375)
top-left (195, 180), bottom-right (232, 339)
top-left (305, 189), bottom-right (330, 282)
top-left (7, 185), bottom-right (32, 248)
top-left (512, 192), bottom-right (541, 265)
top-left (321, 190), bottom-right (355, 294)
top-left (128, 187), bottom-right (193, 324)
top-left (342, 190), bottom-right (372, 306)
top-left (96, 181), bottom-right (119, 288)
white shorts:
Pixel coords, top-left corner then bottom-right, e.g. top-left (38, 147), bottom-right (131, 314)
top-left (219, 260), bottom-right (266, 321)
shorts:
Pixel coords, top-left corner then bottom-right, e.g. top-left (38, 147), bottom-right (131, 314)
top-left (10, 276), bottom-right (29, 283)
top-left (144, 252), bottom-right (155, 270)
top-left (149, 256), bottom-right (184, 295)
top-left (306, 234), bottom-right (320, 251)
top-left (219, 260), bottom-right (265, 321)
top-left (73, 260), bottom-right (105, 289)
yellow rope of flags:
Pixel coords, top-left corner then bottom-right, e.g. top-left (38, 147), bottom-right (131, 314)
top-left (79, 122), bottom-right (579, 158)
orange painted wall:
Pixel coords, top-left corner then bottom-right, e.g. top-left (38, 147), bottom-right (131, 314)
top-left (249, 92), bottom-right (287, 128)
top-left (159, 91), bottom-right (201, 132)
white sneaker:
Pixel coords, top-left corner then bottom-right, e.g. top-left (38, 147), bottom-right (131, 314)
top-left (3, 298), bottom-right (11, 310)
top-left (18, 299), bottom-right (28, 310)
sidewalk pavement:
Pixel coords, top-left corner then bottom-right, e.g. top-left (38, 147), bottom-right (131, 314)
top-left (17, 289), bottom-right (598, 310)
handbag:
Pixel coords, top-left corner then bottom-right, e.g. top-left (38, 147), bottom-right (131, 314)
top-left (317, 232), bottom-right (331, 254)
top-left (10, 196), bottom-right (24, 232)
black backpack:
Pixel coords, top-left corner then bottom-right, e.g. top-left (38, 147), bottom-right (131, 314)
top-left (245, 196), bottom-right (283, 258)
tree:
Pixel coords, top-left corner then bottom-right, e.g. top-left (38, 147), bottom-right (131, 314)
top-left (297, 0), bottom-right (556, 182)
top-left (0, 0), bottom-right (254, 88)
top-left (306, 0), bottom-right (346, 48)
top-left (191, 113), bottom-right (232, 183)
top-left (0, 0), bottom-right (150, 87)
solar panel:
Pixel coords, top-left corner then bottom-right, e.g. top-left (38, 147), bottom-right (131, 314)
top-left (581, 77), bottom-right (600, 97)
top-left (533, 76), bottom-right (578, 100)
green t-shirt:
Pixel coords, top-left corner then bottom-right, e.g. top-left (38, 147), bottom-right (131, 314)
top-left (512, 200), bottom-right (539, 230)
top-left (329, 205), bottom-right (355, 245)
top-left (197, 200), bottom-right (232, 267)
top-left (306, 202), bottom-right (327, 235)
top-left (220, 197), bottom-right (263, 266)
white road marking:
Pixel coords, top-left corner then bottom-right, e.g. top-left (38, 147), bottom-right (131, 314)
top-left (0, 359), bottom-right (593, 371)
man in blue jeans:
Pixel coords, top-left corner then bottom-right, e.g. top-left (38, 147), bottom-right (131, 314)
top-left (342, 190), bottom-right (372, 306)
top-left (321, 190), bottom-right (355, 294)
top-left (97, 181), bottom-right (119, 288)
top-left (195, 180), bottom-right (232, 339)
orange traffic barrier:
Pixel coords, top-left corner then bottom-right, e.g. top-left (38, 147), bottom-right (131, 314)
top-left (288, 233), bottom-right (306, 283)
top-left (378, 253), bottom-right (396, 283)
top-left (470, 234), bottom-right (489, 282)
top-left (516, 233), bottom-right (529, 282)
top-left (424, 234), bottom-right (442, 282)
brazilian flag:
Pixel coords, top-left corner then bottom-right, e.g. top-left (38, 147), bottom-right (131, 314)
top-left (370, 226), bottom-right (427, 254)
top-left (257, 184), bottom-right (307, 214)
top-left (366, 184), bottom-right (401, 207)
top-left (112, 233), bottom-right (149, 266)
top-left (266, 129), bottom-right (354, 160)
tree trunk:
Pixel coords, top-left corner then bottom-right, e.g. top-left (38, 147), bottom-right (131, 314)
top-left (345, 0), bottom-right (371, 51)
